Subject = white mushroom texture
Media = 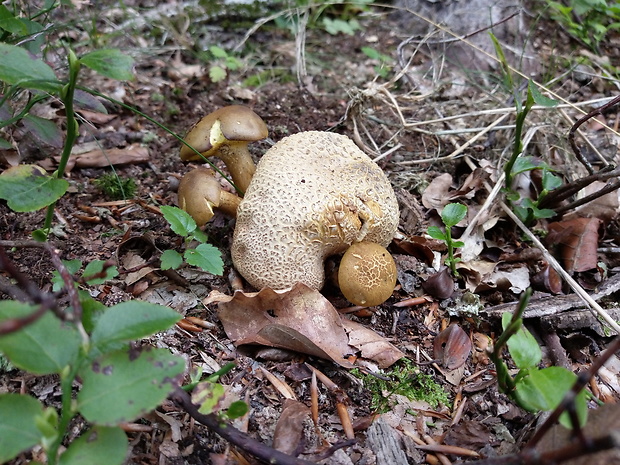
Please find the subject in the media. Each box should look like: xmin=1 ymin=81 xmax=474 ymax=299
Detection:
xmin=232 ymin=131 xmax=399 ymax=290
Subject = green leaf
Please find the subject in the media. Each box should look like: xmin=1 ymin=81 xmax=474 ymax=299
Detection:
xmin=184 ymin=243 xmax=224 ymax=275
xmin=441 ymin=203 xmax=468 ymax=228
xmin=83 ymin=259 xmax=119 ymax=285
xmin=528 ymin=80 xmax=558 ymax=107
xmin=52 ymin=259 xmax=82 ymax=292
xmin=0 ymin=394 xmax=44 ymax=463
xmin=542 ymin=171 xmax=562 ymax=191
xmin=226 ymin=400 xmax=249 ymax=419
xmin=191 ymin=228 xmax=209 ymax=244
xmin=514 ymin=366 xmax=587 ymax=426
xmin=194 ymin=381 xmax=226 ymax=415
xmin=160 ymin=249 xmax=183 ymax=270
xmin=77 ymin=348 xmax=185 ymax=425
xmin=90 ymin=301 xmax=181 ymax=349
xmin=511 ymin=156 xmax=541 ymax=175
xmin=0 ymin=164 xmax=69 ymax=212
xmin=0 ymin=137 xmax=13 ymax=149
xmin=0 ymin=301 xmax=81 ymax=375
xmin=502 ymin=312 xmax=541 ymax=368
xmin=427 ymin=226 xmax=446 ymax=241
xmin=80 ymin=49 xmax=134 ymax=81
xmin=209 ymin=65 xmax=227 ymax=83
xmin=0 ymin=43 xmax=61 ymax=92
xmin=0 ymin=6 xmax=27 ymax=35
xmin=160 ymin=205 xmax=196 ymax=237
xmin=22 ymin=114 xmax=64 ymax=149
xmin=209 ymin=45 xmax=228 ymax=59
xmin=59 ymin=426 xmax=128 ymax=465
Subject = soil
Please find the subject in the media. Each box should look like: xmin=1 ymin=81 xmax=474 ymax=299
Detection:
xmin=2 ymin=1 xmax=620 ymax=465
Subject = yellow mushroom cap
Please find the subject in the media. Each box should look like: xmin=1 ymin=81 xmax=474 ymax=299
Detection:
xmin=179 ymin=105 xmax=268 ymax=161
xmin=338 ymin=242 xmax=397 ymax=307
xmin=231 ymin=131 xmax=399 ymax=291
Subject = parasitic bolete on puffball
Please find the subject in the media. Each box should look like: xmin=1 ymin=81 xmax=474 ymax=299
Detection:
xmin=231 ymin=131 xmax=399 ymax=304
xmin=177 ymin=167 xmax=241 ymax=227
xmin=179 ymin=105 xmax=268 ymax=193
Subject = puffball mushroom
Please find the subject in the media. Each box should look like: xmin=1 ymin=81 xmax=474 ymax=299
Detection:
xmin=231 ymin=131 xmax=399 ymax=294
xmin=338 ymin=242 xmax=397 ymax=306
xmin=179 ymin=105 xmax=268 ymax=193
xmin=177 ymin=167 xmax=241 ymax=227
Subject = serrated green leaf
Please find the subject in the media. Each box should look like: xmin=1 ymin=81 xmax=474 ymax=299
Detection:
xmin=441 ymin=203 xmax=467 ymax=228
xmin=77 ymin=348 xmax=185 ymax=425
xmin=427 ymin=226 xmax=446 ymax=240
xmin=59 ymin=426 xmax=127 ymax=465
xmin=191 ymin=228 xmax=209 ymax=244
xmin=209 ymin=65 xmax=227 ymax=83
xmin=22 ymin=114 xmax=64 ymax=149
xmin=80 ymin=49 xmax=134 ymax=81
xmin=0 ymin=394 xmax=44 ymax=463
xmin=0 ymin=301 xmax=81 ymax=375
xmin=90 ymin=301 xmax=181 ymax=349
xmin=0 ymin=43 xmax=60 ymax=92
xmin=502 ymin=312 xmax=541 ymax=368
xmin=160 ymin=249 xmax=183 ymax=270
xmin=184 ymin=243 xmax=224 ymax=275
xmin=0 ymin=164 xmax=68 ymax=212
xmin=83 ymin=260 xmax=118 ymax=285
xmin=160 ymin=205 xmax=196 ymax=237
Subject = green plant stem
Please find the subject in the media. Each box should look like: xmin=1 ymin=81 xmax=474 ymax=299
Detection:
xmin=42 ymin=50 xmax=80 ymax=235
xmin=445 ymin=229 xmax=457 ymax=276
xmin=504 ymin=103 xmax=530 ymax=189
xmin=490 ymin=288 xmax=532 ymax=394
xmin=47 ymin=365 xmax=80 ymax=465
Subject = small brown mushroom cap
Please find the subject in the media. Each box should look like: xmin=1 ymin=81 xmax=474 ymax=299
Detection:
xmin=231 ymin=131 xmax=399 ymax=291
xmin=179 ymin=105 xmax=268 ymax=193
xmin=338 ymin=242 xmax=397 ymax=307
xmin=177 ymin=167 xmax=241 ymax=227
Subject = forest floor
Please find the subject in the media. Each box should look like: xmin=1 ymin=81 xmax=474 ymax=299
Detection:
xmin=2 ymin=1 xmax=620 ymax=464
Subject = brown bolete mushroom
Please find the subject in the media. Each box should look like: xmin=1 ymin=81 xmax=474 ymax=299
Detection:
xmin=231 ymin=131 xmax=399 ymax=294
xmin=338 ymin=242 xmax=397 ymax=307
xmin=177 ymin=167 xmax=241 ymax=227
xmin=179 ymin=105 xmax=268 ymax=193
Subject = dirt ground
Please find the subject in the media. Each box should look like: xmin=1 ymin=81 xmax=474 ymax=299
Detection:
xmin=2 ymin=1 xmax=620 ymax=464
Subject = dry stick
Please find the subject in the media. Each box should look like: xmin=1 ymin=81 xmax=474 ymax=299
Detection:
xmin=171 ymin=388 xmax=317 ymax=465
xmin=568 ymin=94 xmax=620 ymax=173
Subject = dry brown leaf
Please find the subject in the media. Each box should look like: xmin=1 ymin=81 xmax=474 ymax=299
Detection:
xmin=217 ymin=284 xmax=354 ymax=367
xmin=53 ymin=143 xmax=150 ymax=170
xmin=217 ymin=283 xmax=405 ymax=368
xmin=342 ymin=319 xmax=405 ymax=368
xmin=548 ymin=217 xmax=601 ymax=273
xmin=433 ymin=324 xmax=472 ymax=369
xmin=422 ymin=173 xmax=453 ymax=210
xmin=272 ymin=399 xmax=311 ymax=455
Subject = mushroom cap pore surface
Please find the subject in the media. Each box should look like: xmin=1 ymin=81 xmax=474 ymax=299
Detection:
xmin=180 ymin=105 xmax=267 ymax=161
xmin=232 ymin=131 xmax=399 ymax=291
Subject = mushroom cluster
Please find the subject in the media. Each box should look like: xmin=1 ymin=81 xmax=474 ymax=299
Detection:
xmin=231 ymin=131 xmax=399 ymax=300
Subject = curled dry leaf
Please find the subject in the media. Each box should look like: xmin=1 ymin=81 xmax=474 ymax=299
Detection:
xmin=433 ymin=324 xmax=472 ymax=370
xmin=216 ymin=283 xmax=404 ymax=368
xmin=272 ymin=399 xmax=311 ymax=455
xmin=422 ymin=267 xmax=455 ymax=300
xmin=548 ymin=217 xmax=601 ymax=273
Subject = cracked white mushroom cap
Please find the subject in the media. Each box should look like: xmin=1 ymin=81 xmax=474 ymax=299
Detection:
xmin=231 ymin=131 xmax=399 ymax=291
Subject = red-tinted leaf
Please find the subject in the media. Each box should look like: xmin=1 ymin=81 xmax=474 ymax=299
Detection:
xmin=422 ymin=267 xmax=455 ymax=299
xmin=433 ymin=324 xmax=472 ymax=369
xmin=548 ymin=218 xmax=601 ymax=273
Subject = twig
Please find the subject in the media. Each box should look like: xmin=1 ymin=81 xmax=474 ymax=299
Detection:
xmin=568 ymin=94 xmax=620 ymax=174
xmin=170 ymin=388 xmax=317 ymax=465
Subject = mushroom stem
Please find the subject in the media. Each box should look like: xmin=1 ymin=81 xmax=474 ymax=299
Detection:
xmin=177 ymin=167 xmax=241 ymax=227
xmin=217 ymin=142 xmax=256 ymax=194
